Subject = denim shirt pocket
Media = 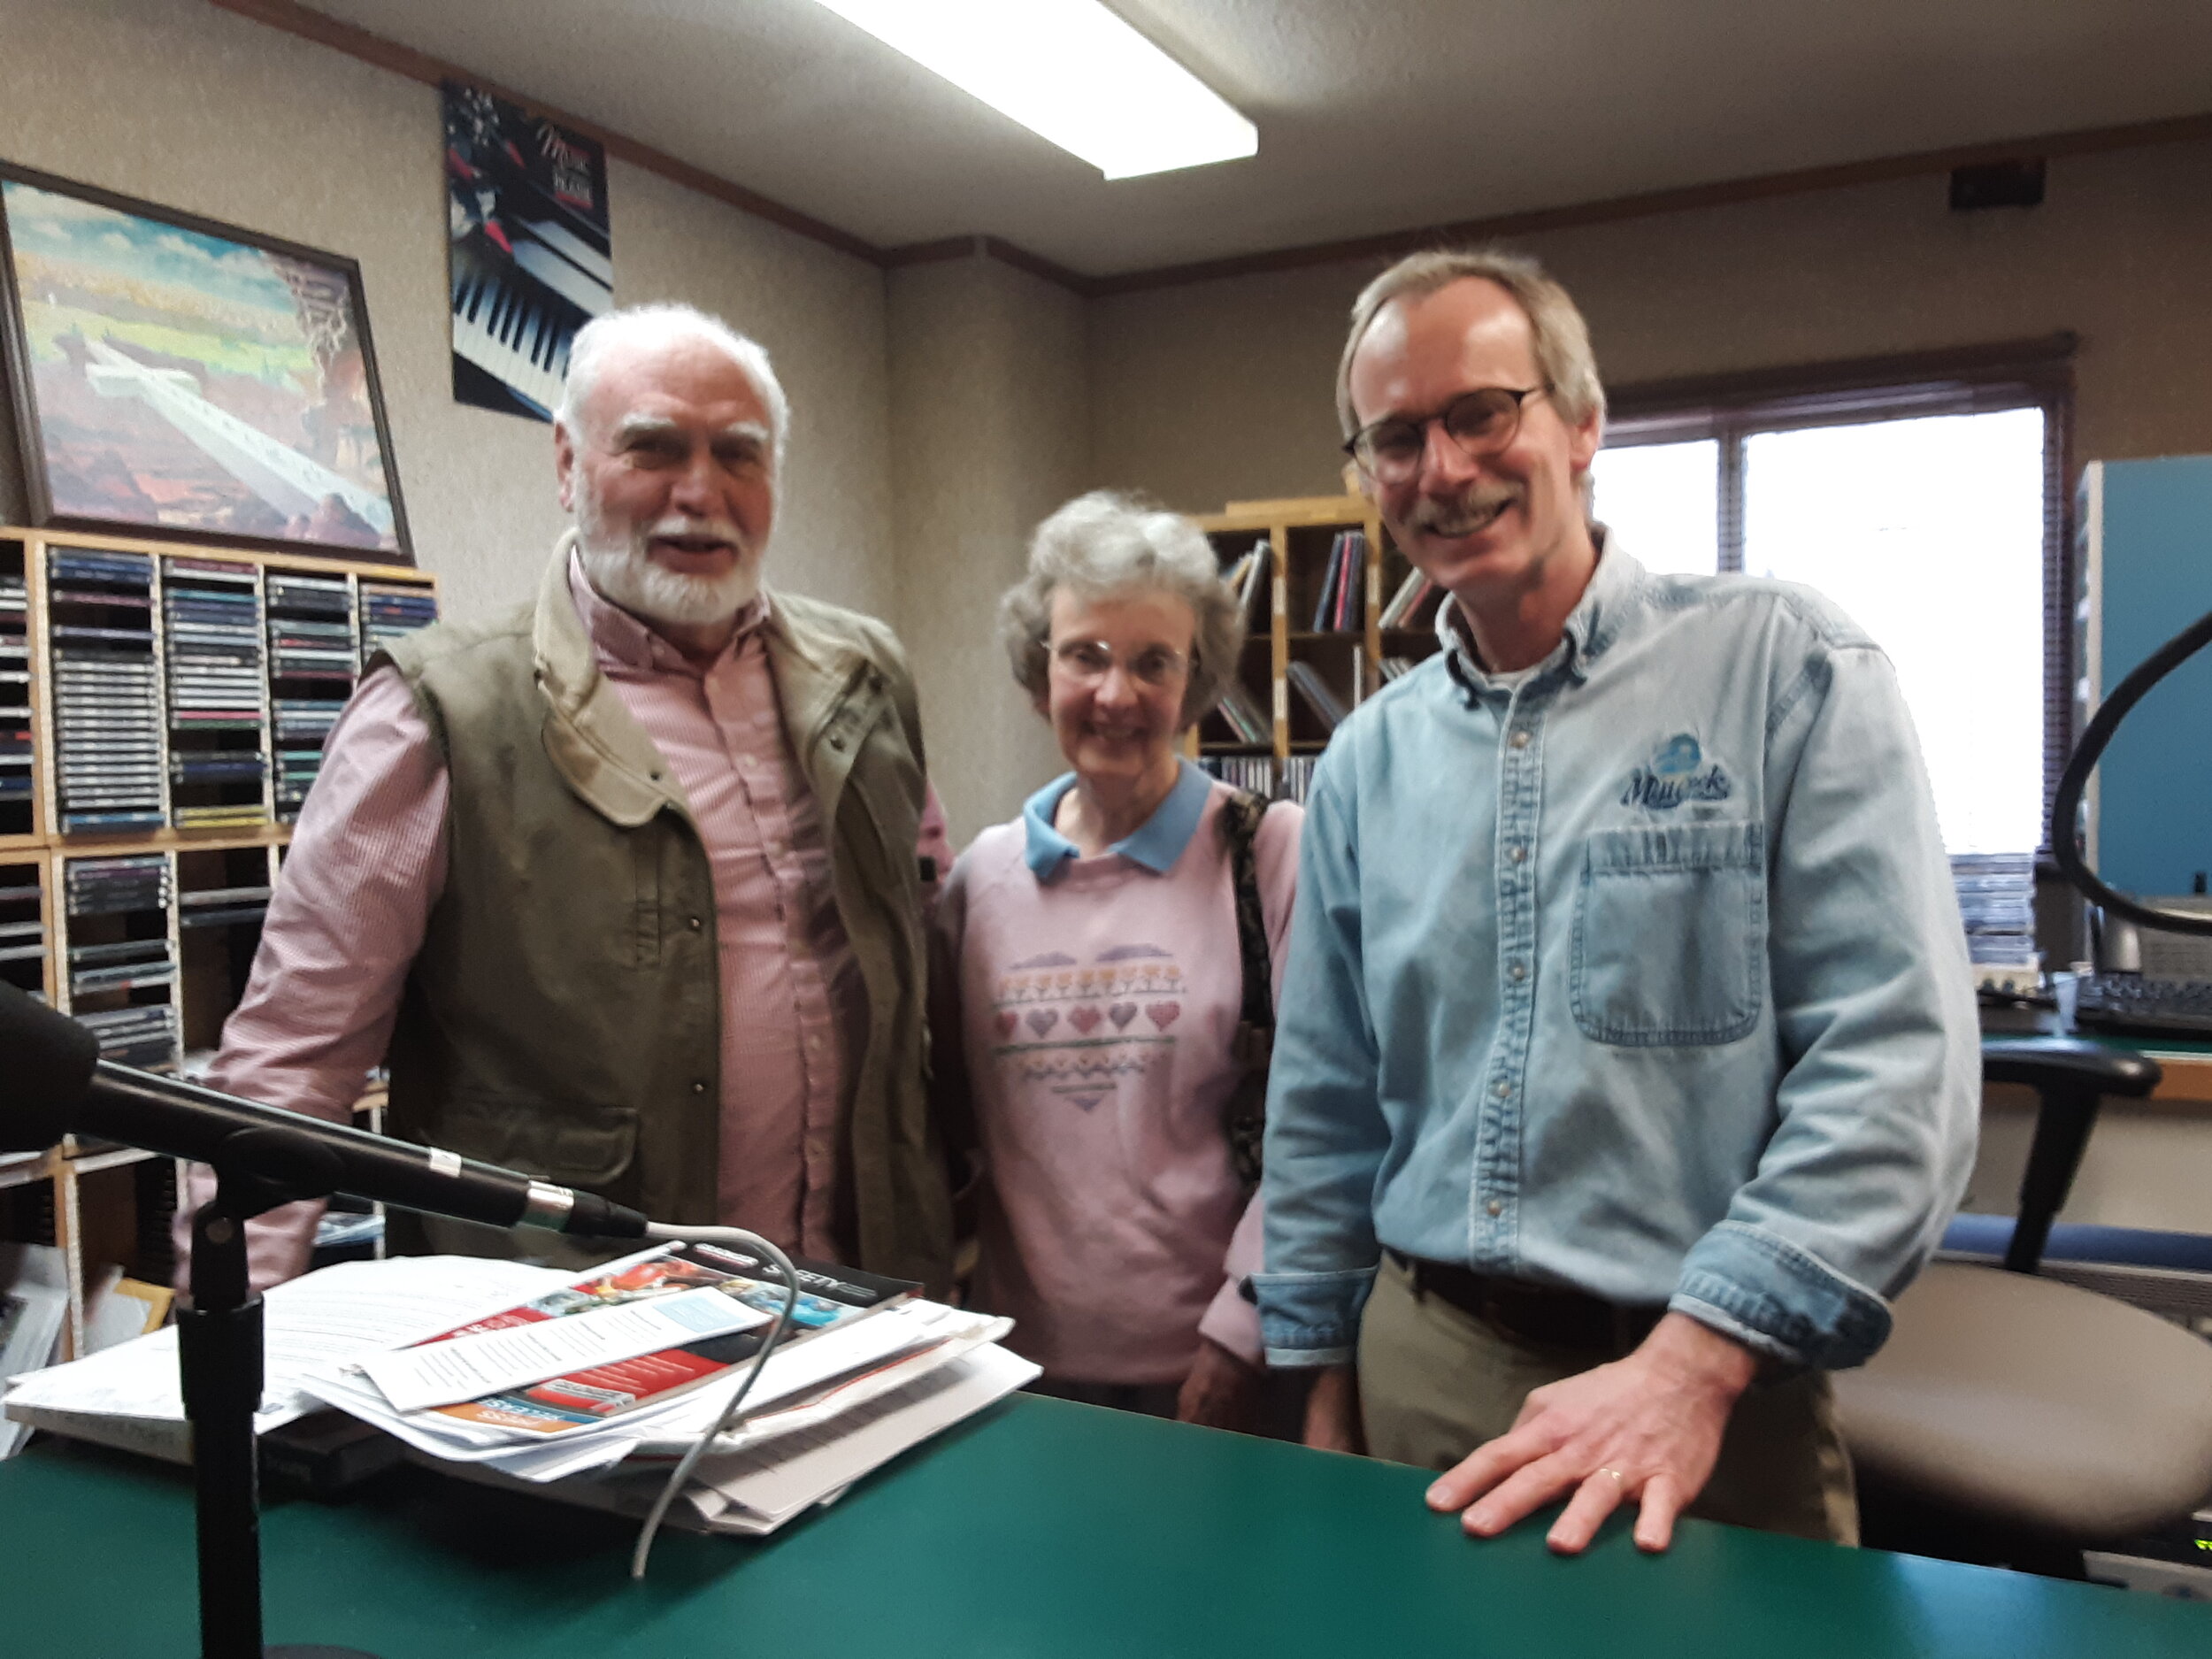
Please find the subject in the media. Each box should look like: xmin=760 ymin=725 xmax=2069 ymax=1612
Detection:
xmin=1571 ymin=819 xmax=1765 ymax=1046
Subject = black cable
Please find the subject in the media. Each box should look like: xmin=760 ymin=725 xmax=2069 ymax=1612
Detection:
xmin=2050 ymin=603 xmax=2212 ymax=934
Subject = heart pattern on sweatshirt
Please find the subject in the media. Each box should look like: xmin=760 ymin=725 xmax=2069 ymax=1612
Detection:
xmin=1025 ymin=1009 xmax=1060 ymax=1038
xmin=1108 ymin=1002 xmax=1138 ymax=1029
xmin=1069 ymin=1005 xmax=1102 ymax=1035
xmin=1145 ymin=1002 xmax=1180 ymax=1031
xmin=994 ymin=1010 xmax=1018 ymax=1040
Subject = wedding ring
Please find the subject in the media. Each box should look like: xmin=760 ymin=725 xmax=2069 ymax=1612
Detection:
xmin=1597 ymin=1467 xmax=1626 ymax=1485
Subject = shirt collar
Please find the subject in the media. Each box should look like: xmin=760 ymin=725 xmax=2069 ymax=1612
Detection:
xmin=565 ymin=543 xmax=771 ymax=676
xmin=1021 ymin=757 xmax=1213 ymax=881
xmin=1434 ymin=526 xmax=1643 ymax=687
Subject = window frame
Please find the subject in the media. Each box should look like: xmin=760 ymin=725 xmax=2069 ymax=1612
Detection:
xmin=1600 ymin=334 xmax=2077 ymax=852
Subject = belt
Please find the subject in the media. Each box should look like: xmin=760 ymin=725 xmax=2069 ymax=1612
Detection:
xmin=1388 ymin=1250 xmax=1664 ymax=1356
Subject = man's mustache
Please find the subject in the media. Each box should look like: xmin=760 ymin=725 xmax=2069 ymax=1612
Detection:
xmin=641 ymin=515 xmax=751 ymax=554
xmin=1408 ymin=484 xmax=1520 ymax=538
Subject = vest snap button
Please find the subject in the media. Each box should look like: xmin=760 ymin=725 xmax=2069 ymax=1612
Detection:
xmin=692 ymin=1081 xmax=707 ymax=1094
xmin=687 ymin=915 xmax=703 ymax=931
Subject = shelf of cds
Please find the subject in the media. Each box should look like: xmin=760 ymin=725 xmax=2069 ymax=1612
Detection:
xmin=1187 ymin=494 xmax=1444 ymax=803
xmin=0 ymin=526 xmax=440 ymax=848
xmin=0 ymin=526 xmax=438 ymax=1363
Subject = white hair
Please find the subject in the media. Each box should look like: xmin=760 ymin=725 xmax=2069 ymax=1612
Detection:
xmin=557 ymin=303 xmax=790 ymax=470
xmin=999 ymin=490 xmax=1247 ymax=727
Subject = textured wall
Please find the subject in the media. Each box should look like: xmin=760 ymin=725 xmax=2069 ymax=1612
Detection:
xmin=1091 ymin=138 xmax=2212 ymax=515
xmin=889 ymin=253 xmax=1089 ymax=845
xmin=0 ymin=0 xmax=895 ymax=625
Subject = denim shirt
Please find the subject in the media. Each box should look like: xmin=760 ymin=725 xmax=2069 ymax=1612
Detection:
xmin=1253 ymin=541 xmax=1979 ymax=1371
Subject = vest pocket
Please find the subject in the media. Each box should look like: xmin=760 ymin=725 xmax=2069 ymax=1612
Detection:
xmin=434 ymin=1091 xmax=639 ymax=1186
xmin=1571 ymin=820 xmax=1764 ymax=1047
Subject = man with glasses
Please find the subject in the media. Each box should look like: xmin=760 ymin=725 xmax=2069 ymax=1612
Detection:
xmin=1253 ymin=250 xmax=1978 ymax=1551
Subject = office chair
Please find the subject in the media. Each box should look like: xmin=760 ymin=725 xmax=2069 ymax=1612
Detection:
xmin=1833 ymin=1037 xmax=2212 ymax=1578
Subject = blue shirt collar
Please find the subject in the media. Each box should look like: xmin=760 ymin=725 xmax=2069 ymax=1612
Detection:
xmin=1434 ymin=526 xmax=1642 ymax=686
xmin=1022 ymin=757 xmax=1213 ymax=881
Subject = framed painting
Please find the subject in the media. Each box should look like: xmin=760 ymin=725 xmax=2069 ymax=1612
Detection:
xmin=0 ymin=163 xmax=412 ymax=563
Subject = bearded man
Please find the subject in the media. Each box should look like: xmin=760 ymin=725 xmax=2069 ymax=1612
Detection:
xmin=179 ymin=304 xmax=956 ymax=1294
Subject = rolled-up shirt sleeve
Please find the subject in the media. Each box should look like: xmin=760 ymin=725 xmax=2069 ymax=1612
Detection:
xmin=1252 ymin=762 xmax=1389 ymax=1367
xmin=172 ymin=666 xmax=450 ymax=1294
xmin=1670 ymin=643 xmax=1980 ymax=1369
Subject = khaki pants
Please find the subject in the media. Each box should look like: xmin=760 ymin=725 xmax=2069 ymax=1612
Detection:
xmin=1357 ymin=1252 xmax=1858 ymax=1545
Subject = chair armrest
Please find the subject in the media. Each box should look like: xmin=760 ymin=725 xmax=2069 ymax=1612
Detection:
xmin=1982 ymin=1037 xmax=2162 ymax=1101
xmin=1980 ymin=1038 xmax=2163 ymax=1274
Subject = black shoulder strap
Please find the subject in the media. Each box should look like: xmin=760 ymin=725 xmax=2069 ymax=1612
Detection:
xmin=1218 ymin=787 xmax=1273 ymax=1187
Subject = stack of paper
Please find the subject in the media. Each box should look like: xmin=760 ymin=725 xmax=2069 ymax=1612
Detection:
xmin=2 ymin=1255 xmax=561 ymax=1462
xmin=4 ymin=1249 xmax=1037 ymax=1536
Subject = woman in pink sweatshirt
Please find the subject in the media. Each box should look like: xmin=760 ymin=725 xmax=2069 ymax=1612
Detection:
xmin=933 ymin=490 xmax=1302 ymax=1432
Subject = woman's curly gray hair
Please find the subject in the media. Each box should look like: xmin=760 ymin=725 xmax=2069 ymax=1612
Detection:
xmin=999 ymin=490 xmax=1245 ymax=728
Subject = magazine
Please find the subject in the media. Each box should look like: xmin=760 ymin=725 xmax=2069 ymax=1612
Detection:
xmin=388 ymin=1242 xmax=918 ymax=1438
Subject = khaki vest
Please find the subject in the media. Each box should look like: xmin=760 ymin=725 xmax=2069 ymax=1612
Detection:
xmin=377 ymin=539 xmax=952 ymax=1290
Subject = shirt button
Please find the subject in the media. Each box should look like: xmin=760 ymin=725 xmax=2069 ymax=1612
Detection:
xmin=1508 ymin=844 xmax=1526 ymax=864
xmin=1509 ymin=962 xmax=1526 ymax=981
xmin=1509 ymin=730 xmax=1531 ymax=749
xmin=691 ymin=1081 xmax=708 ymax=1095
xmin=688 ymin=916 xmax=703 ymax=931
xmin=1486 ymin=1200 xmax=1504 ymax=1217
xmin=1493 ymin=1079 xmax=1510 ymax=1099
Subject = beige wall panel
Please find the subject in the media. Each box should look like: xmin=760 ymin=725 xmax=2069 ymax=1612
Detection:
xmin=0 ymin=0 xmax=892 ymax=625
xmin=1092 ymin=139 xmax=2212 ymax=515
xmin=890 ymin=255 xmax=1087 ymax=846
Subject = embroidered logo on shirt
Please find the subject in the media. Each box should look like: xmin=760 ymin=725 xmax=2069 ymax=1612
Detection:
xmin=1621 ymin=733 xmax=1732 ymax=810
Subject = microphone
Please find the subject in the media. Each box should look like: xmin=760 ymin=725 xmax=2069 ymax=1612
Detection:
xmin=0 ymin=982 xmax=648 ymax=1239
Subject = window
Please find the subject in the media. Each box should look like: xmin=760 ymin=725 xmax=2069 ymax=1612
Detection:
xmin=1587 ymin=339 xmax=2073 ymax=856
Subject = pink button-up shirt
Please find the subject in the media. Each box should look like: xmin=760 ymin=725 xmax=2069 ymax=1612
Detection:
xmin=183 ymin=557 xmax=948 ymax=1290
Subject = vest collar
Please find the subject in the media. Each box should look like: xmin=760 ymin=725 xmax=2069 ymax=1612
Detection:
xmin=763 ymin=597 xmax=887 ymax=834
xmin=533 ymin=532 xmax=691 ymax=828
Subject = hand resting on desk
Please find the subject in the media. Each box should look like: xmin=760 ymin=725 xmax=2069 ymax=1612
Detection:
xmin=1425 ymin=1312 xmax=1757 ymax=1555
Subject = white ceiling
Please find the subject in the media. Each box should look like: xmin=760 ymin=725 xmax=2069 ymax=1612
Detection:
xmin=298 ymin=0 xmax=2212 ymax=276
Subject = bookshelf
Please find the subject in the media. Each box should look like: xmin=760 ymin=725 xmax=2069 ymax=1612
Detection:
xmin=1189 ymin=494 xmax=1445 ymax=801
xmin=0 ymin=525 xmax=438 ymax=1360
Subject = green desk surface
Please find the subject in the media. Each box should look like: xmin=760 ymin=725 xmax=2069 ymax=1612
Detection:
xmin=4 ymin=1395 xmax=2208 ymax=1658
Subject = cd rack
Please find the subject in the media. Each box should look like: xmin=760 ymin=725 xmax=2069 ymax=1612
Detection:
xmin=267 ymin=570 xmax=361 ymax=821
xmin=0 ymin=542 xmax=30 ymax=837
xmin=1 ymin=526 xmax=435 ymax=1363
xmin=0 ymin=526 xmax=439 ymax=847
xmin=63 ymin=851 xmax=178 ymax=1072
xmin=48 ymin=546 xmax=165 ymax=835
xmin=164 ymin=557 xmax=269 ymax=831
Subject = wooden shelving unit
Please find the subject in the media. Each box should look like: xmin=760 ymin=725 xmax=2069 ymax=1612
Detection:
xmin=0 ymin=525 xmax=438 ymax=1358
xmin=1189 ymin=494 xmax=1445 ymax=801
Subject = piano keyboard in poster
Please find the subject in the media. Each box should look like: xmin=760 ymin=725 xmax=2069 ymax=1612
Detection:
xmin=444 ymin=82 xmax=612 ymax=423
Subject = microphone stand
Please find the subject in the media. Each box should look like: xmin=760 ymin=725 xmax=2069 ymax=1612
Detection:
xmin=175 ymin=1123 xmax=377 ymax=1659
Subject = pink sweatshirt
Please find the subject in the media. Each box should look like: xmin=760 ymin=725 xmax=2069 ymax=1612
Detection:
xmin=936 ymin=763 xmax=1301 ymax=1384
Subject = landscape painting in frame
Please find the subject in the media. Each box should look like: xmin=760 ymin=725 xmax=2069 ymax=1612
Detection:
xmin=0 ymin=165 xmax=411 ymax=561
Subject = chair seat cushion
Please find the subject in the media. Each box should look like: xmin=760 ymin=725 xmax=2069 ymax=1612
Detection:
xmin=1833 ymin=1261 xmax=2212 ymax=1540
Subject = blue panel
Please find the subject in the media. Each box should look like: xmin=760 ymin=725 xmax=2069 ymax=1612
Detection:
xmin=2098 ymin=456 xmax=2212 ymax=895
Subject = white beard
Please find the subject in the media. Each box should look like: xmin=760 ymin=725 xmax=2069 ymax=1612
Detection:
xmin=572 ymin=480 xmax=762 ymax=627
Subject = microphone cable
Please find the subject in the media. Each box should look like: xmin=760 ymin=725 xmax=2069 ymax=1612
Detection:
xmin=626 ymin=1223 xmax=802 ymax=1579
xmin=2051 ymin=602 xmax=2212 ymax=934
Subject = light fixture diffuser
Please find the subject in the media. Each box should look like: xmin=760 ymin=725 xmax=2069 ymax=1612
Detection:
xmin=809 ymin=0 xmax=1257 ymax=180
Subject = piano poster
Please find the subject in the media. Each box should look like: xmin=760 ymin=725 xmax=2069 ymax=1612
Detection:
xmin=444 ymin=83 xmax=612 ymax=423
xmin=0 ymin=164 xmax=411 ymax=562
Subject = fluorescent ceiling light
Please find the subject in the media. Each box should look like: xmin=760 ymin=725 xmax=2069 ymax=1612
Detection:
xmin=809 ymin=0 xmax=1257 ymax=180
